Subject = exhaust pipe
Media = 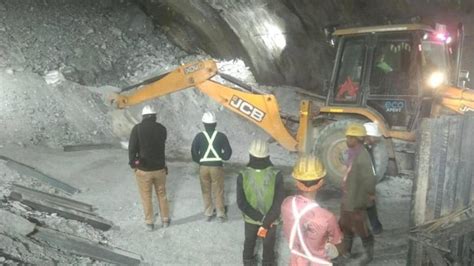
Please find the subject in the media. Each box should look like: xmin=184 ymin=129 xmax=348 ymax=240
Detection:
xmin=455 ymin=23 xmax=464 ymax=87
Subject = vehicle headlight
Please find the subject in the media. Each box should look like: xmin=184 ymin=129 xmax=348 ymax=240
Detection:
xmin=427 ymin=71 xmax=445 ymax=88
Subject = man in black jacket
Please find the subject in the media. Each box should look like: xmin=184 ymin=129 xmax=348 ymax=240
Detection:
xmin=363 ymin=122 xmax=384 ymax=235
xmin=191 ymin=111 xmax=232 ymax=222
xmin=129 ymin=105 xmax=169 ymax=231
xmin=237 ymin=139 xmax=284 ymax=266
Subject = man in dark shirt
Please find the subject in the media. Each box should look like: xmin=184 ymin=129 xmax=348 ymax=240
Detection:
xmin=363 ymin=122 xmax=384 ymax=235
xmin=129 ymin=105 xmax=169 ymax=231
xmin=191 ymin=111 xmax=232 ymax=222
xmin=340 ymin=123 xmax=376 ymax=263
xmin=237 ymin=139 xmax=284 ymax=266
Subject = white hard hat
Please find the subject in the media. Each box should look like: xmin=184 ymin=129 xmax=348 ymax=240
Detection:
xmin=249 ymin=139 xmax=269 ymax=158
xmin=202 ymin=111 xmax=216 ymax=124
xmin=364 ymin=122 xmax=382 ymax=137
xmin=142 ymin=105 xmax=156 ymax=115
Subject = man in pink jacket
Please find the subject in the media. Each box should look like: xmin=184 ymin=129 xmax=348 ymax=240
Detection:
xmin=281 ymin=155 xmax=343 ymax=265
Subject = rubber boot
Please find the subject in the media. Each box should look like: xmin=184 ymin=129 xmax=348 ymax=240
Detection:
xmin=243 ymin=255 xmax=257 ymax=266
xmin=342 ymin=233 xmax=354 ymax=257
xmin=367 ymin=205 xmax=383 ymax=235
xmin=261 ymin=259 xmax=275 ymax=266
xmin=358 ymin=235 xmax=374 ymax=265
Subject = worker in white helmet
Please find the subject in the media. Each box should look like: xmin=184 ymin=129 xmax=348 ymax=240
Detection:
xmin=129 ymin=105 xmax=169 ymax=231
xmin=191 ymin=111 xmax=232 ymax=222
xmin=236 ymin=139 xmax=284 ymax=266
xmin=363 ymin=122 xmax=384 ymax=235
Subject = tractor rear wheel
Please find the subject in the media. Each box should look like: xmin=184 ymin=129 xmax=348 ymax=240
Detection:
xmin=314 ymin=119 xmax=388 ymax=186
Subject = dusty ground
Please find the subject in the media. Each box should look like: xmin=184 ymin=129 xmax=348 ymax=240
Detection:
xmin=0 ymin=1 xmax=414 ymax=264
xmin=0 ymin=144 xmax=412 ymax=265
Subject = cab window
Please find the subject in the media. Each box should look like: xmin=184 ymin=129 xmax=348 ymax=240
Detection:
xmin=369 ymin=33 xmax=416 ymax=95
xmin=334 ymin=37 xmax=365 ymax=103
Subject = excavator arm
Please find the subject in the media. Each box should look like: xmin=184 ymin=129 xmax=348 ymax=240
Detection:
xmin=434 ymin=85 xmax=474 ymax=114
xmin=113 ymin=60 xmax=218 ymax=108
xmin=112 ymin=60 xmax=313 ymax=152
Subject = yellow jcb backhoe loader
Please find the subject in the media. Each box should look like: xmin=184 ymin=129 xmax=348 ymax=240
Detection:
xmin=112 ymin=23 xmax=474 ymax=186
xmin=112 ymin=59 xmax=315 ymax=154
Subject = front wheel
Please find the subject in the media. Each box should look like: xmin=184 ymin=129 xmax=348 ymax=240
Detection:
xmin=314 ymin=119 xmax=388 ymax=186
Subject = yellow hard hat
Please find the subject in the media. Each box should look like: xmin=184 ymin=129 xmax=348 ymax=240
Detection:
xmin=345 ymin=123 xmax=366 ymax=137
xmin=292 ymin=155 xmax=326 ymax=181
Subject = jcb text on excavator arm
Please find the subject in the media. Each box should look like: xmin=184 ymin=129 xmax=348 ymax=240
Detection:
xmin=112 ymin=60 xmax=313 ymax=152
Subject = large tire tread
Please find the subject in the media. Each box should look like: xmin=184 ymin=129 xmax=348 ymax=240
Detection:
xmin=314 ymin=119 xmax=388 ymax=186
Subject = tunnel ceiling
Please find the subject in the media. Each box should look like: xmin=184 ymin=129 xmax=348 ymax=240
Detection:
xmin=137 ymin=0 xmax=474 ymax=93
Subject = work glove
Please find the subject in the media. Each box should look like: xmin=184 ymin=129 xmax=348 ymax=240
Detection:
xmin=325 ymin=243 xmax=339 ymax=259
xmin=257 ymin=226 xmax=268 ymax=238
xmin=130 ymin=159 xmax=140 ymax=168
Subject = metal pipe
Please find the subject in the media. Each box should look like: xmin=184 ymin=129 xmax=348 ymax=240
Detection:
xmin=218 ymin=72 xmax=269 ymax=95
xmin=120 ymin=71 xmax=170 ymax=93
xmin=455 ymin=23 xmax=464 ymax=87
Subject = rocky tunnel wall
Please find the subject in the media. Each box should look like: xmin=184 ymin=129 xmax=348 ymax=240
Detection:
xmin=138 ymin=0 xmax=474 ymax=92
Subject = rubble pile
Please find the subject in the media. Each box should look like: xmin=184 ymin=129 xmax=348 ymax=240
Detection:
xmin=0 ymin=0 xmax=185 ymax=87
xmin=0 ymin=0 xmax=300 ymax=163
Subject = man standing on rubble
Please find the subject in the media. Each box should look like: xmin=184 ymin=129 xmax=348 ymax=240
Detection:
xmin=281 ymin=155 xmax=343 ymax=265
xmin=340 ymin=123 xmax=377 ymax=263
xmin=237 ymin=139 xmax=284 ymax=266
xmin=129 ymin=105 xmax=169 ymax=231
xmin=191 ymin=111 xmax=232 ymax=222
xmin=364 ymin=122 xmax=384 ymax=235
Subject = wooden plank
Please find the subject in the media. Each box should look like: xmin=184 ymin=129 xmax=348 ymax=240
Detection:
xmin=0 ymin=155 xmax=79 ymax=195
xmin=32 ymin=227 xmax=141 ymax=265
xmin=409 ymin=115 xmax=474 ymax=264
xmin=412 ymin=119 xmax=432 ymax=226
xmin=433 ymin=116 xmax=449 ymax=218
xmin=430 ymin=217 xmax=474 ymax=241
xmin=441 ymin=117 xmax=462 ymax=217
xmin=426 ymin=247 xmax=446 ymax=266
xmin=440 ymin=117 xmax=457 ymax=257
xmin=426 ymin=117 xmax=443 ymax=221
xmin=9 ymin=192 xmax=113 ymax=231
xmin=465 ymin=232 xmax=474 ymax=266
xmin=408 ymin=118 xmax=433 ymax=265
xmin=63 ymin=143 xmax=121 ymax=152
xmin=450 ymin=115 xmax=474 ymax=260
xmin=463 ymin=115 xmax=474 ymax=204
xmin=11 ymin=184 xmax=93 ymax=213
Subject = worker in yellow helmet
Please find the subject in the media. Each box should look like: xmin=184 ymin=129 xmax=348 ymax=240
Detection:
xmin=281 ymin=155 xmax=343 ymax=265
xmin=340 ymin=123 xmax=376 ymax=264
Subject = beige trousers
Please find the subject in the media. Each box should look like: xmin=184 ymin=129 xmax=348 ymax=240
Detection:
xmin=199 ymin=166 xmax=225 ymax=217
xmin=135 ymin=169 xmax=169 ymax=225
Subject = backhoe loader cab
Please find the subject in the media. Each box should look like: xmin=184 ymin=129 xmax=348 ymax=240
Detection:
xmin=328 ymin=24 xmax=455 ymax=128
xmin=314 ymin=23 xmax=464 ymax=184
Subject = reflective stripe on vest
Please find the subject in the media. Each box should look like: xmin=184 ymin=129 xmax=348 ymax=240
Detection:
xmin=289 ymin=197 xmax=332 ymax=266
xmin=200 ymin=131 xmax=222 ymax=162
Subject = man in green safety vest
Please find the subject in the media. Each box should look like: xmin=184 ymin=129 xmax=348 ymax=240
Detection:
xmin=191 ymin=111 xmax=232 ymax=222
xmin=237 ymin=139 xmax=284 ymax=266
